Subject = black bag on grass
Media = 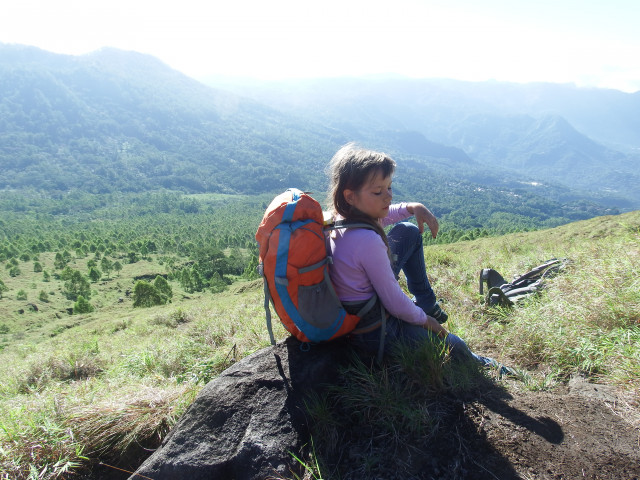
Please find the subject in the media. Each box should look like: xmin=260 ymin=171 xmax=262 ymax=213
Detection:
xmin=479 ymin=258 xmax=568 ymax=307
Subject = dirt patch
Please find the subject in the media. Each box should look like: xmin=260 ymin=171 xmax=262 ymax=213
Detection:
xmin=416 ymin=377 xmax=640 ymax=480
xmin=314 ymin=375 xmax=639 ymax=480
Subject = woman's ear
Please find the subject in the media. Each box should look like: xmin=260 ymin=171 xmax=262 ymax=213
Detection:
xmin=343 ymin=189 xmax=355 ymax=206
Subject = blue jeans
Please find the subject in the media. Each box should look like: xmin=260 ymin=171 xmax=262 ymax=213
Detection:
xmin=350 ymin=222 xmax=486 ymax=365
xmin=350 ymin=315 xmax=478 ymax=362
xmin=387 ymin=222 xmax=437 ymax=315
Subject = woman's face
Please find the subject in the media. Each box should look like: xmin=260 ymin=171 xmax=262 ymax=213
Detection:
xmin=343 ymin=171 xmax=393 ymax=219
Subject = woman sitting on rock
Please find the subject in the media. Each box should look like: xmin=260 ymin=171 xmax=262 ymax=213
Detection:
xmin=326 ymin=143 xmax=512 ymax=374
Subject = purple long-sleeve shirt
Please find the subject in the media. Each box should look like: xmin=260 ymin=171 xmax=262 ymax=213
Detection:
xmin=328 ymin=203 xmax=429 ymax=326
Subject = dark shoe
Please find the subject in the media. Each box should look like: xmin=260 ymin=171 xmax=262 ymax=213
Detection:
xmin=428 ymin=302 xmax=448 ymax=324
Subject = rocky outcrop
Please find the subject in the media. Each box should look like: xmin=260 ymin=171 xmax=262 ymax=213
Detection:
xmin=129 ymin=337 xmax=354 ymax=480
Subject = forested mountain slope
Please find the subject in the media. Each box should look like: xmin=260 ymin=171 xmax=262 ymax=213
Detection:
xmin=0 ymin=44 xmax=625 ymax=234
xmin=0 ymin=44 xmax=341 ymax=194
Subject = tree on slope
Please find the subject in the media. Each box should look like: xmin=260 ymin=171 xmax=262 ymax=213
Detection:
xmin=74 ymin=295 xmax=94 ymax=314
xmin=133 ymin=280 xmax=165 ymax=308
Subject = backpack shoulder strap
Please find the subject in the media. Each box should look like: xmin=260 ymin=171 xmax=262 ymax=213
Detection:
xmin=259 ymin=263 xmax=276 ymax=346
xmin=325 ymin=218 xmax=387 ymax=362
xmin=326 ymin=219 xmax=376 ymax=232
xmin=487 ymin=286 xmax=514 ymax=306
xmin=510 ymin=258 xmax=562 ymax=285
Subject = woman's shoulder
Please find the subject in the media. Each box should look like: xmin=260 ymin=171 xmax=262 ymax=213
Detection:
xmin=333 ymin=226 xmax=386 ymax=250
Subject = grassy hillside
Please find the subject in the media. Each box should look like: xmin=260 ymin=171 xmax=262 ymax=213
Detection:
xmin=0 ymin=211 xmax=638 ymax=478
xmin=425 ymin=210 xmax=639 ymax=387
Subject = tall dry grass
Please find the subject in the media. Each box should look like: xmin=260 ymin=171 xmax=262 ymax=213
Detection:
xmin=0 ymin=285 xmax=273 ymax=479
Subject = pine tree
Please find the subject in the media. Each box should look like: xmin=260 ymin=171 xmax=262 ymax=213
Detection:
xmin=74 ymin=295 xmax=94 ymax=314
xmin=100 ymin=257 xmax=113 ymax=278
xmin=133 ymin=280 xmax=165 ymax=308
xmin=153 ymin=276 xmax=173 ymax=303
xmin=113 ymin=261 xmax=123 ymax=276
xmin=64 ymin=269 xmax=91 ymax=300
xmin=88 ymin=267 xmax=102 ymax=283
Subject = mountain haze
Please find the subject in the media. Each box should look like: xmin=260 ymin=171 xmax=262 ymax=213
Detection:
xmin=203 ymin=76 xmax=640 ymax=209
xmin=0 ymin=44 xmax=633 ymax=234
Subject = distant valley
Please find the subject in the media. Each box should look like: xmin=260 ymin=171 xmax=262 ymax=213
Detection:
xmin=1 ymin=43 xmax=638 ymax=239
xmin=203 ymin=75 xmax=640 ymax=210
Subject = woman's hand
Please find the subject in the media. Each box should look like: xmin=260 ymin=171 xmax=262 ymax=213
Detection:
xmin=407 ymin=202 xmax=439 ymax=238
xmin=423 ymin=315 xmax=448 ymax=339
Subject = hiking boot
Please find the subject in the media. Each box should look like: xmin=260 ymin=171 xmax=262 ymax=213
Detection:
xmin=499 ymin=365 xmax=519 ymax=377
xmin=477 ymin=356 xmax=518 ymax=378
xmin=427 ymin=302 xmax=448 ymax=324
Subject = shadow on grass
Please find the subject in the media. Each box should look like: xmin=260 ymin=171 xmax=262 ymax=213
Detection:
xmin=298 ymin=338 xmax=564 ymax=480
xmin=81 ymin=336 xmax=564 ymax=480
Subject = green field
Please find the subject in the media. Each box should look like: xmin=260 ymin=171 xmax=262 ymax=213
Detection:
xmin=1 ymin=209 xmax=638 ymax=479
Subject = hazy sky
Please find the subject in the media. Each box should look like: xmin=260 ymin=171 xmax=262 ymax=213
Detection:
xmin=2 ymin=0 xmax=639 ymax=92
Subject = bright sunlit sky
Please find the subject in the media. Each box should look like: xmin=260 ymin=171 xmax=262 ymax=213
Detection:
xmin=2 ymin=0 xmax=640 ymax=92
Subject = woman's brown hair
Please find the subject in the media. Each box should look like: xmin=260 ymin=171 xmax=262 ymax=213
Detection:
xmin=327 ymin=143 xmax=396 ymax=246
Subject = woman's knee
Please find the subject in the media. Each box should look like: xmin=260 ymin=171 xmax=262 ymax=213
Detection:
xmin=445 ymin=333 xmax=474 ymax=361
xmin=388 ymin=222 xmax=422 ymax=245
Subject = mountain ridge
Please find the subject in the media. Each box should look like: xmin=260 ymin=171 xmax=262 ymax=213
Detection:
xmin=1 ymin=44 xmax=343 ymax=194
xmin=206 ymin=75 xmax=640 ymax=150
xmin=202 ymin=74 xmax=639 ymax=207
xmin=0 ymin=44 xmax=632 ymax=223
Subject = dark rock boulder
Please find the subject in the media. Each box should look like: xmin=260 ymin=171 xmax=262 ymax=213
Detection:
xmin=129 ymin=336 xmax=355 ymax=480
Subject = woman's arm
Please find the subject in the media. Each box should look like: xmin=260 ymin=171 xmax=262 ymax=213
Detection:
xmin=357 ymin=231 xmax=439 ymax=328
xmin=406 ymin=202 xmax=439 ymax=239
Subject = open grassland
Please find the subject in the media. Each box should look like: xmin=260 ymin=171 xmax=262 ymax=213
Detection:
xmin=1 ymin=211 xmax=638 ymax=479
xmin=0 ymin=279 xmax=280 ymax=479
xmin=0 ymin=252 xmax=170 ymax=344
xmin=425 ymin=210 xmax=640 ymax=392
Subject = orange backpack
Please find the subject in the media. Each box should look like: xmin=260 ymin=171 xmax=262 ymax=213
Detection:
xmin=255 ymin=188 xmax=381 ymax=346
